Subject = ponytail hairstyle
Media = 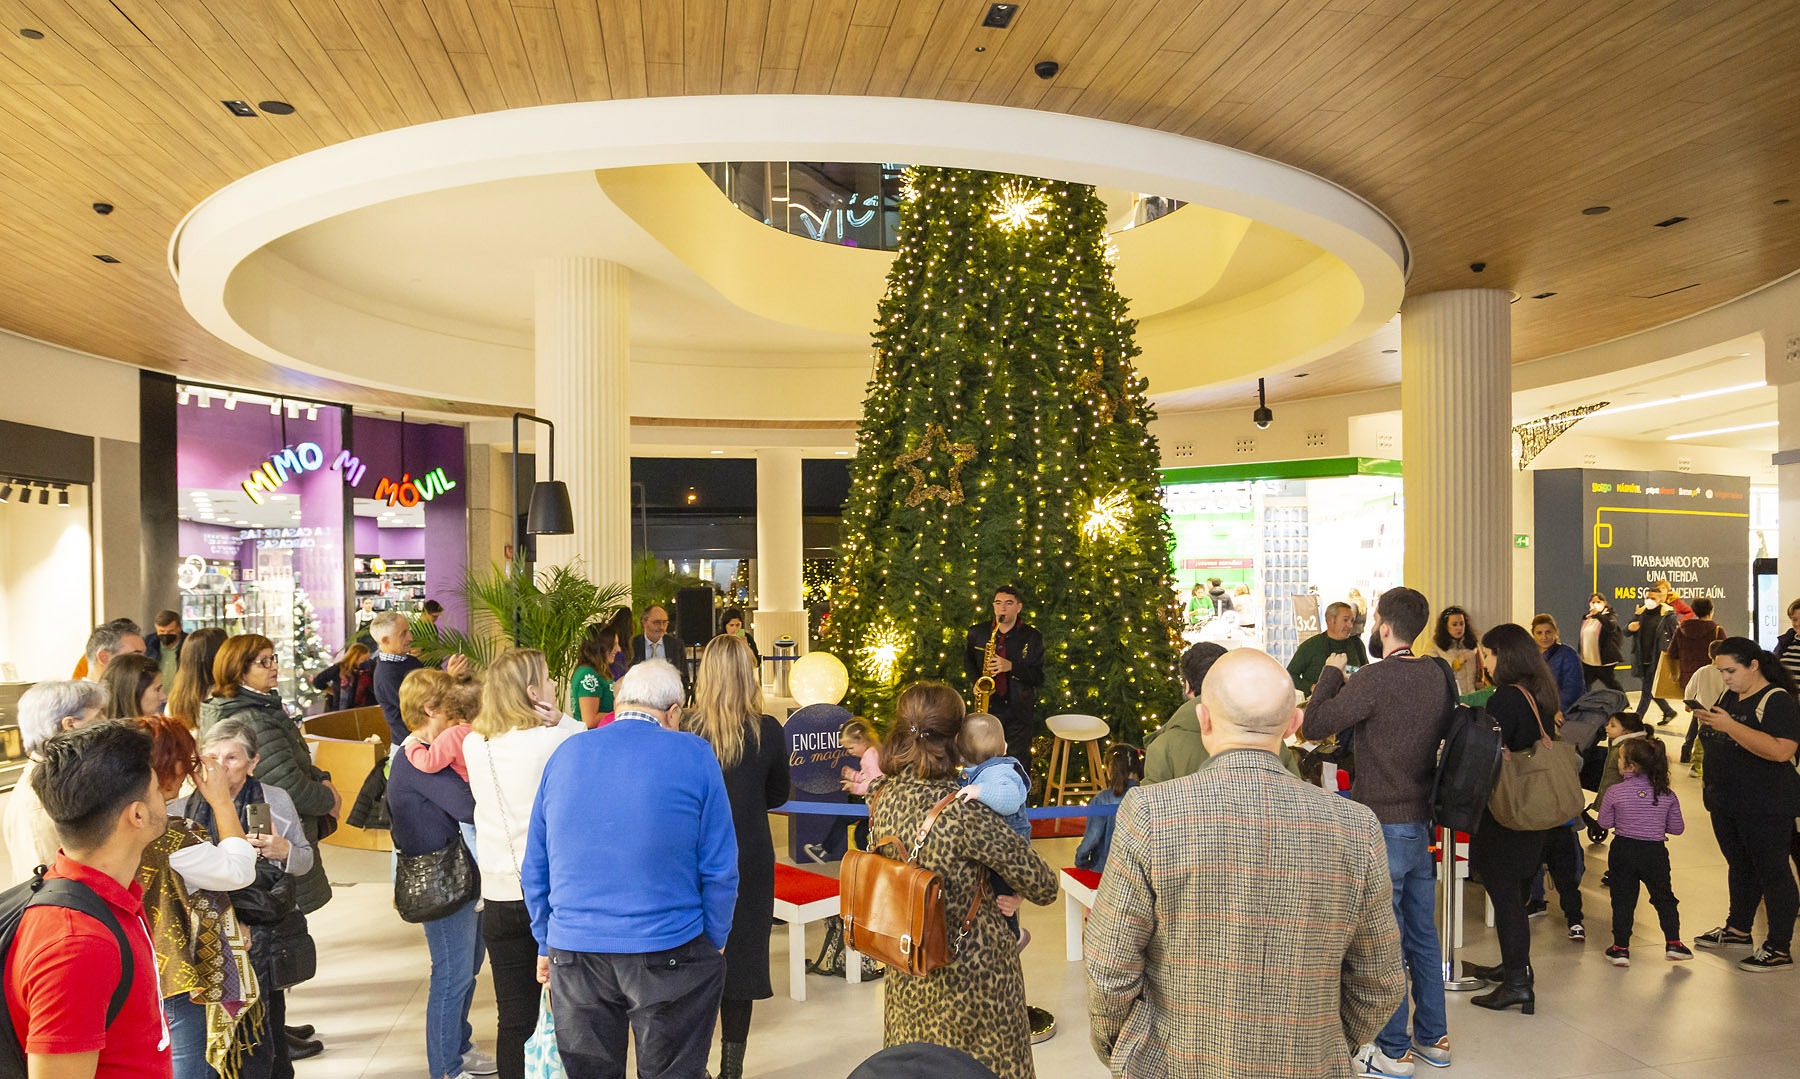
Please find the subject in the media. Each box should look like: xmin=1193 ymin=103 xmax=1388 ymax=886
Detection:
xmin=1715 ymin=636 xmax=1800 ymax=697
xmin=1107 ymin=743 xmax=1143 ymax=798
xmin=840 ymin=717 xmax=881 ymax=750
xmin=1611 ymin=712 xmax=1648 ymax=737
xmin=1618 ymin=735 xmax=1672 ymax=803
xmin=878 ymin=681 xmax=965 ymax=781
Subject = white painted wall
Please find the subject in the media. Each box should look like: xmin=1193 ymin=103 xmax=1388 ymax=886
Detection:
xmin=0 ymin=330 xmax=139 ymax=441
xmin=0 ymin=484 xmax=93 ymax=682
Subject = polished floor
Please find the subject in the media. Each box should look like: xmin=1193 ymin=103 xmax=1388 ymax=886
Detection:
xmin=290 ymin=726 xmax=1800 ymax=1079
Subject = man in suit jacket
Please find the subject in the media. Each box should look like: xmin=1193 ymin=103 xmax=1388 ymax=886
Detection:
xmin=631 ymin=604 xmax=690 ymax=697
xmin=1086 ymin=648 xmax=1405 ymax=1079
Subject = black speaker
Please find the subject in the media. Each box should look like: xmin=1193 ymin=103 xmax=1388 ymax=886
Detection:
xmin=675 ymin=587 xmax=716 ymax=644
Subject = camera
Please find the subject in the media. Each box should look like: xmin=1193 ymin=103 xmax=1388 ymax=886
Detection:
xmin=1253 ymin=406 xmax=1273 ymax=430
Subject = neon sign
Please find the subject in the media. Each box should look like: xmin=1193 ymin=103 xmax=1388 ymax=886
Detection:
xmin=373 ymin=467 xmax=457 ymax=508
xmin=241 ymin=445 xmax=370 ymax=503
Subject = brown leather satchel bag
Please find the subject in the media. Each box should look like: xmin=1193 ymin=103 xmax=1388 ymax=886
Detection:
xmin=840 ymin=791 xmax=986 ymax=977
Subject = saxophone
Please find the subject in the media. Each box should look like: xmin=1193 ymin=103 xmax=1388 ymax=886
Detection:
xmin=973 ymin=623 xmax=998 ymax=713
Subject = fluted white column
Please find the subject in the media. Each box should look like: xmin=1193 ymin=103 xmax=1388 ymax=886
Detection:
xmin=1401 ymin=289 xmax=1513 ymax=629
xmin=754 ymin=448 xmax=809 ymax=660
xmin=533 ymin=257 xmax=631 ymax=590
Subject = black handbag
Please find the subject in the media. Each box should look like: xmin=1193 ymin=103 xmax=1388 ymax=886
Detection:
xmin=394 ymin=835 xmax=479 ymax=924
xmin=230 ymin=857 xmax=296 ymax=927
xmin=269 ymin=910 xmax=316 ymax=989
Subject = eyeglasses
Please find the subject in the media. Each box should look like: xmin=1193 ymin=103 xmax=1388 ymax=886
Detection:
xmin=253 ymin=655 xmax=279 ymax=669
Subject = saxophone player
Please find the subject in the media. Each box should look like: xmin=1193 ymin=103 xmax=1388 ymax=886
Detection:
xmin=964 ymin=585 xmax=1047 ymax=779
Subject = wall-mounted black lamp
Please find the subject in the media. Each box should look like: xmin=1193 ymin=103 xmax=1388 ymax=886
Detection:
xmin=512 ymin=412 xmax=574 ymax=566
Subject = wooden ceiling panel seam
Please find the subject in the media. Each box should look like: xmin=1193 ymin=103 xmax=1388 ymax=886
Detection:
xmin=965 ymin=0 xmax=1071 ymax=105
xmin=1204 ymin=4 xmax=1355 ymax=113
xmin=514 ymin=4 xmax=583 ymax=102
xmin=1157 ymin=0 xmax=1324 ymax=134
xmin=898 ymin=0 xmax=987 ymax=98
xmin=856 ymin=0 xmax=939 ymax=98
xmin=718 ymin=0 xmax=769 ymax=94
xmin=1223 ymin=11 xmax=1408 ymax=150
xmin=640 ymin=0 xmax=684 ymax=65
xmin=759 ymin=0 xmax=814 ymax=71
xmin=1051 ymin=0 xmax=1173 ymax=95
xmin=1093 ymin=47 xmax=1193 ymax=125
xmin=419 ymin=0 xmax=487 ymax=51
xmin=323 ymin=46 xmax=416 ymax=129
xmin=644 ymin=58 xmax=680 ymax=94
xmin=1308 ymin=0 xmax=1506 ymax=115
xmin=792 ymin=0 xmax=858 ymax=95
xmin=754 ymin=63 xmax=794 ymax=91
xmin=828 ymin=21 xmax=887 ymax=95
xmin=148 ymin=0 xmax=339 ymax=155
xmin=849 ymin=0 xmax=895 ymax=27
xmin=442 ymin=48 xmax=511 ymax=110
xmin=375 ymin=0 xmax=481 ymax=116
xmin=1067 ymin=0 xmax=1200 ymax=118
xmin=464 ymin=0 xmax=548 ymax=106
xmin=595 ymin=0 xmax=648 ymax=96
xmin=1162 ymin=0 xmax=1252 ymax=54
xmin=940 ymin=22 xmax=1008 ymax=87
xmin=683 ymin=0 xmax=726 ymax=94
xmin=202 ymin=12 xmax=357 ymax=145
xmin=288 ymin=0 xmax=366 ymax=50
xmin=551 ymin=0 xmax=613 ymax=99
xmin=265 ymin=3 xmax=387 ymax=136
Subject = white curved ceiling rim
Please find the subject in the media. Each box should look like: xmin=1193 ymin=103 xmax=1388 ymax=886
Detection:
xmin=171 ymin=94 xmax=1409 ymax=410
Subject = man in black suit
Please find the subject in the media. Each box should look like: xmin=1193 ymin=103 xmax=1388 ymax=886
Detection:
xmin=631 ymin=604 xmax=691 ymax=697
xmin=964 ymin=584 xmax=1047 ymax=777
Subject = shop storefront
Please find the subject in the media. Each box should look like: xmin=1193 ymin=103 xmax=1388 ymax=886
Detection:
xmin=1161 ymin=459 xmax=1403 ymax=665
xmin=172 ymin=386 xmax=468 ymax=712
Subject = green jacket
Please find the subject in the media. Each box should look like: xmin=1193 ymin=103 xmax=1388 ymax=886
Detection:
xmin=1287 ymin=633 xmax=1369 ymax=695
xmin=199 ymin=690 xmax=334 ymax=913
xmin=1145 ymin=697 xmax=1303 ymax=784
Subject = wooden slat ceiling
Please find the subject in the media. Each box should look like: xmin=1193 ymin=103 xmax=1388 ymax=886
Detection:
xmin=0 ymin=0 xmax=1796 ymax=417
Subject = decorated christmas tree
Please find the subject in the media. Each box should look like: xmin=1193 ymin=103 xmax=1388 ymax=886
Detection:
xmin=290 ymin=587 xmax=331 ymax=711
xmin=829 ymin=167 xmax=1182 ymax=749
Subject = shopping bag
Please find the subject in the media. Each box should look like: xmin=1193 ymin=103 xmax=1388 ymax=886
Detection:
xmin=524 ymin=988 xmax=566 ymax=1079
xmin=1652 ymin=653 xmax=1683 ymax=699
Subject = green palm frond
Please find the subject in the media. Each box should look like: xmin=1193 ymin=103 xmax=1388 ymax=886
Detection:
xmin=410 ymin=557 xmax=629 ymax=687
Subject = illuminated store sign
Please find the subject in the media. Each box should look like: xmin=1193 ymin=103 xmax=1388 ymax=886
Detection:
xmin=241 ymin=444 xmax=369 ymax=503
xmin=373 ymin=467 xmax=457 ymax=508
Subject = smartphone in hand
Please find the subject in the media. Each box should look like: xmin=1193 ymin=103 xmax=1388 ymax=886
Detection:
xmin=244 ymin=802 xmax=272 ymax=835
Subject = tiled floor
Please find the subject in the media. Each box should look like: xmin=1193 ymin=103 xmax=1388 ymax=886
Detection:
xmin=291 ymin=726 xmax=1800 ymax=1079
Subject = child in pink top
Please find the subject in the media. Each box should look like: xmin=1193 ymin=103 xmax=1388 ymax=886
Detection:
xmin=405 ymin=721 xmax=472 ymax=781
xmin=399 ymin=670 xmax=481 ymax=781
xmin=837 ymin=718 xmax=883 ymax=796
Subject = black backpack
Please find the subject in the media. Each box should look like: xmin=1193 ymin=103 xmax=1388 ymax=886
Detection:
xmin=1428 ymin=661 xmax=1506 ymax=835
xmin=0 ymin=869 xmax=134 ymax=1069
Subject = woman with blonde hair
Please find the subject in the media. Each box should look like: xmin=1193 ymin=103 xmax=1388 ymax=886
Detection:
xmin=686 ymin=635 xmax=789 ymax=1079
xmin=464 ymin=649 xmax=582 ymax=1079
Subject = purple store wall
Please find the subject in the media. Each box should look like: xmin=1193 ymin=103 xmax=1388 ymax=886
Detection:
xmin=351 ymin=417 xmax=468 ymax=633
xmin=176 ymin=402 xmax=348 ymax=648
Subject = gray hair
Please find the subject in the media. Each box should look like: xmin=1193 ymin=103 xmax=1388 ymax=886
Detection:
xmin=614 ymin=660 xmax=683 ymax=713
xmin=17 ymin=680 xmax=108 ymax=755
xmin=370 ymin=610 xmax=406 ymax=644
xmin=84 ymin=620 xmax=140 ymax=669
xmin=199 ymin=717 xmax=259 ymax=760
xmin=1324 ymin=601 xmax=1353 ymax=621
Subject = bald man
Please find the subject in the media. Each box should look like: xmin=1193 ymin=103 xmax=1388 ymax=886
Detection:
xmin=1086 ymin=649 xmax=1404 ymax=1079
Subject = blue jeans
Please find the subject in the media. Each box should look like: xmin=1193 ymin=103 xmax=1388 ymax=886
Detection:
xmin=1377 ymin=822 xmax=1447 ymax=1058
xmin=166 ymin=993 xmax=207 ymax=1079
xmin=423 ymin=899 xmax=485 ymax=1078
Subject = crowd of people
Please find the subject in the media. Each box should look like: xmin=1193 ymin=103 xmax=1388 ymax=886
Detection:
xmin=4 ymin=579 xmax=1799 ymax=1079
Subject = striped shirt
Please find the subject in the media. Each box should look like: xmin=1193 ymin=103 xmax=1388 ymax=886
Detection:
xmin=1596 ymin=773 xmax=1684 ymax=842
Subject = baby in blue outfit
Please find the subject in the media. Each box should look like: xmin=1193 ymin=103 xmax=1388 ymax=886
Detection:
xmin=958 ymin=713 xmax=1031 ymax=938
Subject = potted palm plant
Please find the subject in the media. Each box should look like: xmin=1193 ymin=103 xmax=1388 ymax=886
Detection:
xmin=411 ymin=558 xmax=630 ymax=688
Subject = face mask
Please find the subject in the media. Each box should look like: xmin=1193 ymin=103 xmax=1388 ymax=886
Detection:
xmin=159 ymin=633 xmax=178 ymax=645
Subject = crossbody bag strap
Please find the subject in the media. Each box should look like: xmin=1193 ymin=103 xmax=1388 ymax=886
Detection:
xmin=911 ymin=790 xmax=990 ymax=949
xmin=1517 ymin=686 xmax=1554 ymax=744
xmin=483 ymin=745 xmax=523 ymax=878
xmin=908 ymin=790 xmax=961 ymax=860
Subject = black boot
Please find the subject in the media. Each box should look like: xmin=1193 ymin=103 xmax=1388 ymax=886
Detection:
xmin=1471 ymin=966 xmax=1534 ymax=1014
xmin=718 ymin=1041 xmax=746 ymax=1079
xmin=1462 ymin=959 xmax=1504 ymax=983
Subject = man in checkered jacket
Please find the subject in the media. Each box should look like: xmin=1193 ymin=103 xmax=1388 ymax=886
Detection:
xmin=1085 ymin=648 xmax=1405 ymax=1078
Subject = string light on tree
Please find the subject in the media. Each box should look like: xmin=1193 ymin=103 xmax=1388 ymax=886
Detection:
xmin=1081 ymin=490 xmax=1133 ymax=543
xmin=860 ymin=622 xmax=909 ymax=683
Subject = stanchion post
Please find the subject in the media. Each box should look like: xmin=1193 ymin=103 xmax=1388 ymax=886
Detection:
xmin=1440 ymin=826 xmax=1483 ymax=990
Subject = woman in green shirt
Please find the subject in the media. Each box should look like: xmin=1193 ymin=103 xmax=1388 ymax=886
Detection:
xmin=570 ymin=622 xmax=623 ymax=728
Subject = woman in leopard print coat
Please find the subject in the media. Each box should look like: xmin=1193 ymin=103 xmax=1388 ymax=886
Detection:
xmin=869 ymin=683 xmax=1058 ymax=1079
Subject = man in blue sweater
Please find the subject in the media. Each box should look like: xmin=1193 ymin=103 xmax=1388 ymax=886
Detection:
xmin=523 ymin=659 xmax=738 ymax=1079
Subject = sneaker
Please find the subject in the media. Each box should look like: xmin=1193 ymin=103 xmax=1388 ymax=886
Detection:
xmin=1568 ymin=923 xmax=1585 ymax=942
xmin=1525 ymin=899 xmax=1549 ymax=918
xmin=1666 ymin=941 xmax=1693 ymax=961
xmin=1695 ymin=925 xmax=1753 ymax=949
xmin=1410 ymin=1036 xmax=1451 ymax=1069
xmin=802 ymin=843 xmax=828 ymax=864
xmin=1738 ymin=946 xmax=1794 ymax=972
xmin=1352 ymin=1043 xmax=1415 ymax=1078
xmin=1605 ymin=945 xmax=1630 ymax=967
xmin=462 ymin=1049 xmax=498 ymax=1075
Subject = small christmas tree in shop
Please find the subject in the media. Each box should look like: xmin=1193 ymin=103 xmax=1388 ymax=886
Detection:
xmin=290 ymin=587 xmax=331 ymax=710
xmin=829 ymin=167 xmax=1182 ymax=750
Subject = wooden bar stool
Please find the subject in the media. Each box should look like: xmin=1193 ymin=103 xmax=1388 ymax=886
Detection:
xmin=1044 ymin=713 xmax=1109 ymax=806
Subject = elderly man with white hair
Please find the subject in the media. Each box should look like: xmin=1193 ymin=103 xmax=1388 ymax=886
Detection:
xmin=521 ymin=659 xmax=738 ymax=1079
xmin=1085 ymin=648 xmax=1405 ymax=1079
xmin=3 ymin=679 xmax=108 ymax=883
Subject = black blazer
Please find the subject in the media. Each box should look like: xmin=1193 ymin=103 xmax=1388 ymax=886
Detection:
xmin=632 ymin=632 xmax=692 ymax=693
xmin=1629 ymin=604 xmax=1677 ymax=669
xmin=963 ymin=620 xmax=1046 ymax=713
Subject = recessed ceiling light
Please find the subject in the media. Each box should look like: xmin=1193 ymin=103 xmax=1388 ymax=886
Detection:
xmin=93 ymin=254 xmax=119 ymax=263
xmin=18 ymin=28 xmax=43 ymax=39
xmin=258 ymin=100 xmax=295 ymax=115
xmin=221 ymin=100 xmax=256 ymax=117
xmin=1592 ymin=380 xmax=1764 ymax=418
xmin=709 ymin=450 xmax=724 ymax=455
xmin=834 ymin=450 xmax=849 ymax=456
xmin=1664 ymin=420 xmax=1777 ymax=441
xmin=1653 ymin=216 xmax=1688 ymax=228
xmin=235 ymin=519 xmax=248 ymax=525
xmin=981 ymin=3 xmax=1018 ymax=28
xmin=1582 ymin=206 xmax=1610 ymax=215
xmin=271 ymin=494 xmax=287 ymax=501
xmin=1381 ymin=348 xmax=1398 ymax=355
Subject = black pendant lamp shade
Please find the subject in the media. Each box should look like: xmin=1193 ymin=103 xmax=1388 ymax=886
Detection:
xmin=527 ymin=479 xmax=574 ymax=535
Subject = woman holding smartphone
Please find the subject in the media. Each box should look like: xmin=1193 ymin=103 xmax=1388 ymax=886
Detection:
xmin=1690 ymin=637 xmax=1800 ymax=972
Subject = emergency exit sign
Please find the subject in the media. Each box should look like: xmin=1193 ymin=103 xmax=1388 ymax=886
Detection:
xmin=1514 ymin=534 xmax=1531 ymax=548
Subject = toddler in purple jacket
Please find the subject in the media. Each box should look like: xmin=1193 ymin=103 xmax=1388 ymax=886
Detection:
xmin=1596 ymin=737 xmax=1690 ymax=965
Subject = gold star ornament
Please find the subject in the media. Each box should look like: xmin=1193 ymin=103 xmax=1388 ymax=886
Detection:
xmin=894 ymin=424 xmax=977 ymax=507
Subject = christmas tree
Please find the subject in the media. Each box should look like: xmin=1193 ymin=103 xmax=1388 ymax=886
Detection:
xmin=290 ymin=587 xmax=331 ymax=711
xmin=829 ymin=167 xmax=1182 ymax=749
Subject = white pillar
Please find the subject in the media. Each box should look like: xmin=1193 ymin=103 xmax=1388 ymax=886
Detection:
xmin=533 ymin=257 xmax=631 ymax=589
xmin=754 ymin=448 xmax=809 ymax=659
xmin=1777 ymin=382 xmax=1800 ymax=611
xmin=1401 ymin=289 xmax=1513 ymax=628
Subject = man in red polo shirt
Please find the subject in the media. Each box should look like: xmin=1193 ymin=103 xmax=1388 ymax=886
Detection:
xmin=5 ymin=720 xmax=171 ymax=1078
